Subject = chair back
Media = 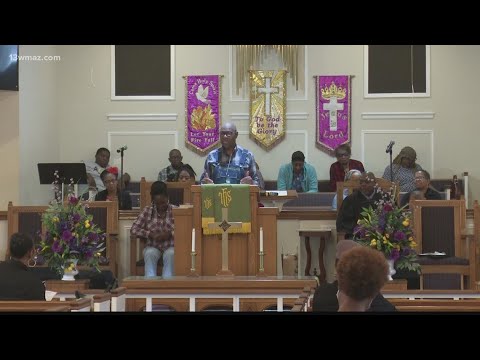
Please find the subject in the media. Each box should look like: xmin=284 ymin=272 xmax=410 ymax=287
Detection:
xmin=6 ymin=202 xmax=48 ymax=260
xmin=411 ymin=199 xmax=474 ymax=289
xmin=139 ymin=177 xmax=193 ymax=209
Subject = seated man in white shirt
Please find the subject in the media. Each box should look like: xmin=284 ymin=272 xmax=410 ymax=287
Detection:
xmin=83 ymin=147 xmax=110 ymax=193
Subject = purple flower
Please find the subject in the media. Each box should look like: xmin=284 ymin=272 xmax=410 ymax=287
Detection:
xmin=62 ymin=230 xmax=73 ymax=241
xmin=393 ymin=231 xmax=406 ymax=241
xmin=72 ymin=213 xmax=81 ymax=223
xmin=383 ymin=204 xmax=393 ymax=212
xmin=390 ymin=248 xmax=400 ymax=261
xmin=402 ymin=248 xmax=411 ymax=256
xmin=52 ymin=240 xmax=63 ymax=253
xmin=69 ymin=196 xmax=79 ymax=205
xmin=88 ymin=232 xmax=98 ymax=242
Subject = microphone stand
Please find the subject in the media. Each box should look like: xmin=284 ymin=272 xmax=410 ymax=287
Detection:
xmin=387 ymin=148 xmax=393 ymax=183
xmin=119 ymin=148 xmax=125 ymax=209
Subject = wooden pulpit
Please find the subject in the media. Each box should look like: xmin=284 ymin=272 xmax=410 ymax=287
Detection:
xmin=173 ymin=185 xmax=278 ymax=276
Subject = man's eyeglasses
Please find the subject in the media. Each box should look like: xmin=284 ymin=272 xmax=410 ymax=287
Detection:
xmin=220 ymin=131 xmax=235 ymax=137
xmin=336 ymin=153 xmax=350 ymax=158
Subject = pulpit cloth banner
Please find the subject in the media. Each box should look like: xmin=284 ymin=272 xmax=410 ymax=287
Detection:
xmin=249 ymin=70 xmax=287 ymax=150
xmin=201 ymin=184 xmax=251 ymax=235
xmin=185 ymin=75 xmax=222 ymax=155
xmin=315 ymin=75 xmax=352 ymax=154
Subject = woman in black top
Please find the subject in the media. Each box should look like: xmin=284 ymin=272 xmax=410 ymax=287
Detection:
xmin=95 ymin=169 xmax=132 ymax=210
xmin=0 ymin=233 xmax=45 ymax=300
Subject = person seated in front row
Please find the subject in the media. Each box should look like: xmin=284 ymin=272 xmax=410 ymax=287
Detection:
xmin=130 ymin=181 xmax=175 ymax=277
xmin=336 ymin=245 xmax=390 ymax=312
xmin=95 ymin=168 xmax=132 ymax=210
xmin=329 ymin=144 xmax=365 ymax=191
xmin=175 ymin=164 xmax=197 ymax=183
xmin=382 ymin=146 xmax=422 ymax=193
xmin=277 ymin=150 xmax=318 ymax=193
xmin=0 ymin=233 xmax=45 ymax=300
xmin=332 ymin=169 xmax=362 ymax=210
xmin=400 ymin=169 xmax=441 ymax=208
xmin=336 ymin=172 xmax=384 ymax=240
xmin=312 ymin=240 xmax=396 ymax=312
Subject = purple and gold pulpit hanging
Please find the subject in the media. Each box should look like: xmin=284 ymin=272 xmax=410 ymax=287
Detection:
xmin=249 ymin=70 xmax=286 ymax=150
xmin=185 ymin=75 xmax=222 ymax=154
xmin=315 ymin=75 xmax=352 ymax=154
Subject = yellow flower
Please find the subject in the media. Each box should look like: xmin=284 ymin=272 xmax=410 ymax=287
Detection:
xmin=96 ymin=252 xmax=102 ymax=257
xmin=370 ymin=239 xmax=377 ymax=247
xmin=411 ymin=241 xmax=417 ymax=247
xmin=385 ymin=234 xmax=390 ymax=239
xmin=402 ymin=220 xmax=409 ymax=227
xmin=409 ymin=237 xmax=414 ymax=241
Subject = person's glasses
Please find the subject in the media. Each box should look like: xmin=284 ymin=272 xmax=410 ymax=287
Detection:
xmin=414 ymin=176 xmax=426 ymax=180
xmin=220 ymin=131 xmax=234 ymax=137
xmin=336 ymin=153 xmax=350 ymax=158
xmin=104 ymin=179 xmax=116 ymax=184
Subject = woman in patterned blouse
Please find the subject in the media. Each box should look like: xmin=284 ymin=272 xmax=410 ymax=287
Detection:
xmin=382 ymin=146 xmax=422 ymax=193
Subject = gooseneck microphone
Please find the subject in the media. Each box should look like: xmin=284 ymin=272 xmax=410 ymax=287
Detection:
xmin=117 ymin=145 xmax=128 ymax=153
xmin=385 ymin=141 xmax=395 ymax=153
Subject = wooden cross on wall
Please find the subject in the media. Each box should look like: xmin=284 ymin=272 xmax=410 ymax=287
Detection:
xmin=207 ymin=207 xmax=242 ymax=276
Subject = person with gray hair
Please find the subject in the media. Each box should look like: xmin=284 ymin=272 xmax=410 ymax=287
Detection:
xmin=331 ymin=169 xmax=362 ymax=210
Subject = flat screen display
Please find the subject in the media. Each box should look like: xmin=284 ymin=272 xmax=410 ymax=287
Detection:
xmin=0 ymin=45 xmax=19 ymax=91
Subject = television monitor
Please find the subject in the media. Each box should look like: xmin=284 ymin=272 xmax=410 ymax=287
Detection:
xmin=0 ymin=45 xmax=19 ymax=91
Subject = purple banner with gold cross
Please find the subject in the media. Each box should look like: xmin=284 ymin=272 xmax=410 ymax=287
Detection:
xmin=315 ymin=75 xmax=352 ymax=154
xmin=185 ymin=75 xmax=222 ymax=154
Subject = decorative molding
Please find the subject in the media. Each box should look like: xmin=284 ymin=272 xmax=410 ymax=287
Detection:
xmin=107 ymin=113 xmax=178 ymax=121
xmin=107 ymin=131 xmax=179 ymax=151
xmin=360 ymin=129 xmax=434 ymax=177
xmin=110 ymin=45 xmax=176 ymax=101
xmin=361 ymin=112 xmax=435 ymax=120
xmin=228 ymin=45 xmax=308 ymax=102
xmin=230 ymin=113 xmax=308 ymax=121
xmin=238 ymin=129 xmax=308 ymax=159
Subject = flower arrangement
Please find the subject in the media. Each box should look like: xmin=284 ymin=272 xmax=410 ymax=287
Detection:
xmin=354 ymin=185 xmax=421 ymax=273
xmin=39 ymin=172 xmax=106 ymax=275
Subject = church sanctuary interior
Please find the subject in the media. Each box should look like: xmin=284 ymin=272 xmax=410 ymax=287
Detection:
xmin=1 ymin=45 xmax=480 ymax=312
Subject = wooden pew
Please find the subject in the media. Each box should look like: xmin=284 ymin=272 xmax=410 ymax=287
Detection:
xmin=49 ymin=287 xmax=127 ymax=312
xmin=390 ymin=298 xmax=480 ymax=312
xmin=0 ymin=298 xmax=91 ymax=312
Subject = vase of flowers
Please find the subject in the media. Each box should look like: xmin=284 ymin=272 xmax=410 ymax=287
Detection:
xmin=39 ymin=178 xmax=106 ymax=279
xmin=354 ymin=184 xmax=420 ymax=278
xmin=61 ymin=258 xmax=79 ymax=281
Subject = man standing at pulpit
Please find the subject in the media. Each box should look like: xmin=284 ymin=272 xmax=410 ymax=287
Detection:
xmin=200 ymin=122 xmax=259 ymax=186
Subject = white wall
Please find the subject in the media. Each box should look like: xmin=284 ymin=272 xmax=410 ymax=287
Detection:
xmin=0 ymin=90 xmax=19 ymax=209
xmin=3 ymin=45 xmax=480 ymax=208
xmin=19 ymin=45 xmax=59 ymax=205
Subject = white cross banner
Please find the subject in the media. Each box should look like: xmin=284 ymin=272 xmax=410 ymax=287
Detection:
xmin=249 ymin=70 xmax=287 ymax=150
xmin=315 ymin=75 xmax=352 ymax=154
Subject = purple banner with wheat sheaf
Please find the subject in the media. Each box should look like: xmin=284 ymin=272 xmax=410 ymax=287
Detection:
xmin=185 ymin=75 xmax=222 ymax=154
xmin=315 ymin=75 xmax=352 ymax=154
